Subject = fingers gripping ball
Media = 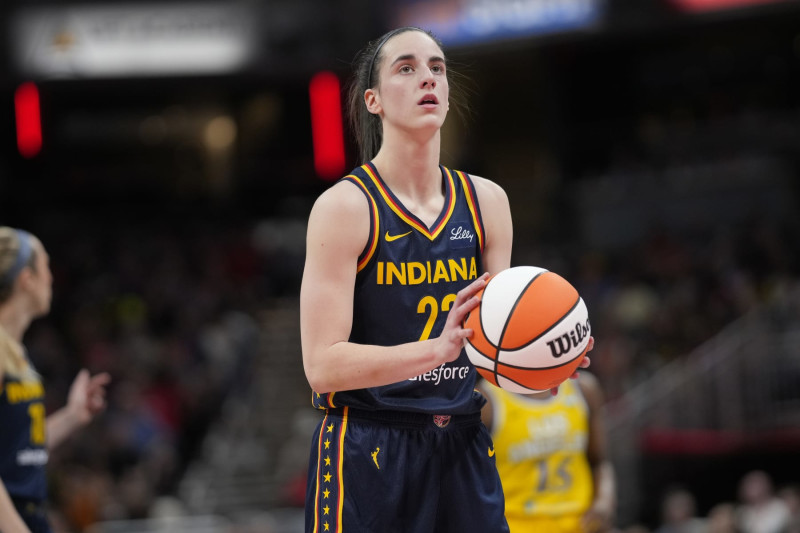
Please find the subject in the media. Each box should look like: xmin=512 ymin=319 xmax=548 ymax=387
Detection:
xmin=463 ymin=266 xmax=591 ymax=393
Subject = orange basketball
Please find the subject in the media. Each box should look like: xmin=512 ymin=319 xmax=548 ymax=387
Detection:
xmin=463 ymin=266 xmax=591 ymax=393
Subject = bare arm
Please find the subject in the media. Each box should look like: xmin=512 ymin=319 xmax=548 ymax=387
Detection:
xmin=300 ymin=181 xmax=488 ymax=394
xmin=46 ymin=369 xmax=110 ymax=450
xmin=0 ymin=479 xmax=31 ymax=533
xmin=579 ymin=372 xmax=617 ymax=533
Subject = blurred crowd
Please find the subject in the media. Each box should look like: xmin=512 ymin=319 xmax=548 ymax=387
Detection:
xmin=620 ymin=469 xmax=800 ymax=533
xmin=20 ymin=214 xmax=303 ymax=532
xmin=567 ymin=215 xmax=799 ymax=402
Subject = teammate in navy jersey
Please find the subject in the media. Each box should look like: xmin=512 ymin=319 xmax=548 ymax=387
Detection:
xmin=0 ymin=227 xmax=110 ymax=533
xmin=300 ymin=27 xmax=591 ymax=532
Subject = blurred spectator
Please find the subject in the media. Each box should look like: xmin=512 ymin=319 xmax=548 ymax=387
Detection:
xmin=735 ymin=470 xmax=791 ymax=533
xmin=654 ymin=486 xmax=706 ymax=533
xmin=707 ymin=502 xmax=740 ymax=533
xmin=778 ymin=485 xmax=800 ymax=527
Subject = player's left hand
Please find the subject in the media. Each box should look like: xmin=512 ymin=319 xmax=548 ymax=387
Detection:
xmin=67 ymin=369 xmax=112 ymax=426
xmin=549 ymin=336 xmax=593 ymax=396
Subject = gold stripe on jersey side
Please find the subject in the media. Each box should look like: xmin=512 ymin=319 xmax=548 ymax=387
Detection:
xmin=456 ymin=170 xmax=485 ymax=252
xmin=312 ymin=409 xmax=348 ymax=532
xmin=336 ymin=406 xmax=349 ymax=531
xmin=362 ymin=164 xmax=457 ymax=241
xmin=344 ymin=175 xmax=381 ymax=272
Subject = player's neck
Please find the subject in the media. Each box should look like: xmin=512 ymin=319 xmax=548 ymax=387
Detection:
xmin=372 ymin=132 xmax=442 ymax=196
xmin=0 ymin=304 xmax=30 ymax=343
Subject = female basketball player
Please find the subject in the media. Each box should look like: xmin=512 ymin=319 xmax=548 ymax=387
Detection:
xmin=479 ymin=371 xmax=616 ymax=532
xmin=300 ymin=27 xmax=591 ymax=532
xmin=0 ymin=227 xmax=110 ymax=533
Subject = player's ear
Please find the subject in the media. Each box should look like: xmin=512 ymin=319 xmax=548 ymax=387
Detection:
xmin=15 ymin=264 xmax=35 ymax=288
xmin=365 ymin=88 xmax=381 ymax=115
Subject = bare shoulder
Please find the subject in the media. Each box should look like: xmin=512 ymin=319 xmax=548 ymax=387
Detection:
xmin=309 ymin=179 xmax=370 ymax=223
xmin=467 ymin=175 xmax=511 ymax=219
xmin=305 ymin=179 xmax=372 ymax=260
xmin=468 ymin=174 xmax=508 ymax=201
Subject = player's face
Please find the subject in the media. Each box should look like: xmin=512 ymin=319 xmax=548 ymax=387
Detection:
xmin=371 ymin=31 xmax=449 ymax=132
xmin=26 ymin=238 xmax=53 ymax=317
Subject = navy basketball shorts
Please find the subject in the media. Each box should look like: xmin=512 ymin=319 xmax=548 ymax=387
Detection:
xmin=305 ymin=407 xmax=509 ymax=533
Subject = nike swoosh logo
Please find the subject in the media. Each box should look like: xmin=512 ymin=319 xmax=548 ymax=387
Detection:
xmin=385 ymin=231 xmax=412 ymax=242
xmin=488 ymin=447 xmax=495 ymax=457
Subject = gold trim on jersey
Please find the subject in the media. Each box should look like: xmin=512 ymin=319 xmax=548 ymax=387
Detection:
xmin=455 ymin=170 xmax=485 ymax=252
xmin=343 ymin=174 xmax=381 ymax=272
xmin=362 ymin=164 xmax=457 ymax=241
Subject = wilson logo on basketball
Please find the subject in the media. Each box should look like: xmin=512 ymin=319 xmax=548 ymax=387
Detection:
xmin=545 ymin=318 xmax=591 ymax=358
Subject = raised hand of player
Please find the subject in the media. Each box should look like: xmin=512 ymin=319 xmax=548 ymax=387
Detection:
xmin=66 ymin=369 xmax=112 ymax=426
xmin=550 ymin=336 xmax=593 ymax=396
xmin=437 ymin=272 xmax=490 ymax=364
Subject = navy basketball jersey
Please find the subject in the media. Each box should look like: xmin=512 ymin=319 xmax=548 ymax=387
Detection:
xmin=0 ymin=371 xmax=49 ymax=501
xmin=313 ymin=163 xmax=486 ymax=414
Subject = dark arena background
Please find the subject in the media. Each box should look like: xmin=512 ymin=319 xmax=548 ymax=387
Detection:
xmin=2 ymin=1 xmax=800 ymax=532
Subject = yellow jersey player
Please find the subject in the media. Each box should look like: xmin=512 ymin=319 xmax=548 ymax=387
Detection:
xmin=480 ymin=371 xmax=616 ymax=533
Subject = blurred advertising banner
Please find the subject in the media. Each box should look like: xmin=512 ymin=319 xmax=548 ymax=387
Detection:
xmin=11 ymin=3 xmax=257 ymax=79
xmin=392 ymin=0 xmax=605 ymax=47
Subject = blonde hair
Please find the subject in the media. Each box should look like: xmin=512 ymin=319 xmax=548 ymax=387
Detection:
xmin=0 ymin=226 xmax=37 ymax=379
xmin=0 ymin=324 xmax=33 ymax=379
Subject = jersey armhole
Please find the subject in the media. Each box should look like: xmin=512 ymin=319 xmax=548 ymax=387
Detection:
xmin=454 ymin=170 xmax=486 ymax=253
xmin=341 ymin=176 xmax=380 ymax=272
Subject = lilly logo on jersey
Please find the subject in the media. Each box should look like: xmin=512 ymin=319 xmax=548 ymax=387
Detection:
xmin=450 ymin=226 xmax=474 ymax=243
xmin=545 ymin=318 xmax=591 ymax=358
xmin=446 ymin=222 xmax=477 ymax=249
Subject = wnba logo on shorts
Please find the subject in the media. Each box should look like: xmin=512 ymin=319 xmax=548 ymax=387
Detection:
xmin=433 ymin=415 xmax=451 ymax=428
xmin=545 ymin=318 xmax=591 ymax=358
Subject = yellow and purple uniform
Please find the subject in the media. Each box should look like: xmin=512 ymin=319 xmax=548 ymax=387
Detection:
xmin=484 ymin=378 xmax=593 ymax=533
